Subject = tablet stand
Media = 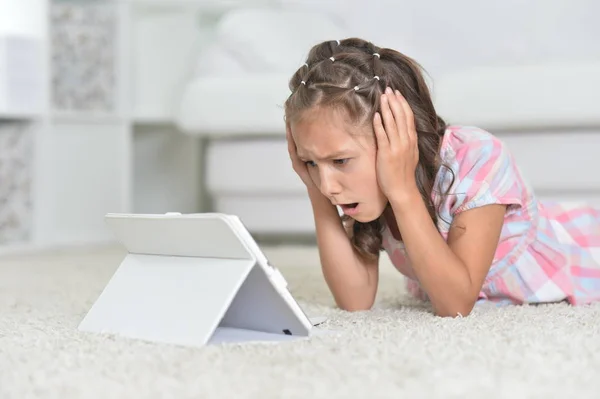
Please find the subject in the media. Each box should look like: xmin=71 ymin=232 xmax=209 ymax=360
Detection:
xmin=78 ymin=213 xmax=314 ymax=347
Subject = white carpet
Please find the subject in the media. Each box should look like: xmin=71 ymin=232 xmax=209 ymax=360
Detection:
xmin=1 ymin=244 xmax=599 ymax=399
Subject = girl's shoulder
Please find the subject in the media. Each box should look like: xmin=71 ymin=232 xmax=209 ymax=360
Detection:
xmin=440 ymin=125 xmax=516 ymax=176
xmin=435 ymin=125 xmax=528 ymax=214
xmin=441 ymin=125 xmax=507 ymax=158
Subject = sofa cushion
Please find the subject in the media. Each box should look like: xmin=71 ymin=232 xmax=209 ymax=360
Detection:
xmin=214 ymin=8 xmax=349 ymax=73
xmin=433 ymin=62 xmax=600 ymax=129
xmin=192 ymin=42 xmax=248 ymax=77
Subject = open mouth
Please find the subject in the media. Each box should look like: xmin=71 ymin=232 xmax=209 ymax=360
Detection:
xmin=340 ymin=203 xmax=359 ymax=214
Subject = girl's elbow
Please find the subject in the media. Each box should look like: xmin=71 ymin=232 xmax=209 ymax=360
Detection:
xmin=336 ymin=296 xmax=375 ymax=312
xmin=332 ymin=283 xmax=377 ymax=312
xmin=341 ymin=304 xmax=373 ymax=312
xmin=435 ymin=300 xmax=476 ymax=318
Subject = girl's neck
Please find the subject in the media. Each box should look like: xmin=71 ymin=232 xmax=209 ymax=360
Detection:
xmin=382 ymin=205 xmax=402 ymax=241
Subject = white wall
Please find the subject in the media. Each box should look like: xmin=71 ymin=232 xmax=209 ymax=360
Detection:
xmin=133 ymin=124 xmax=202 ymax=214
xmin=32 ymin=121 xmax=131 ymax=245
xmin=0 ymin=0 xmax=47 ymax=37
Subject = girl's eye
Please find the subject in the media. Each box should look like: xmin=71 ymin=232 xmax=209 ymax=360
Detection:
xmin=305 ymin=160 xmax=317 ymax=167
xmin=333 ymin=159 xmax=349 ymax=165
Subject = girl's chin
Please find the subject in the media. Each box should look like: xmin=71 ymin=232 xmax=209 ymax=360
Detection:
xmin=350 ymin=209 xmax=380 ymax=223
xmin=342 ymin=201 xmax=388 ymax=223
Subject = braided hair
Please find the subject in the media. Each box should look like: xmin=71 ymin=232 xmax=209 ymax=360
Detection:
xmin=284 ymin=38 xmax=452 ymax=260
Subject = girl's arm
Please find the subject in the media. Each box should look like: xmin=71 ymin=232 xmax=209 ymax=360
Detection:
xmin=286 ymin=122 xmax=378 ymax=311
xmin=308 ymin=187 xmax=380 ymax=311
xmin=390 ymin=192 xmax=506 ymax=317
xmin=373 ymin=88 xmax=509 ymax=317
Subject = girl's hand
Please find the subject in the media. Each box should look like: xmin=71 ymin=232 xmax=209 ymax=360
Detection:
xmin=286 ymin=123 xmax=317 ymax=191
xmin=373 ymin=87 xmax=420 ymax=204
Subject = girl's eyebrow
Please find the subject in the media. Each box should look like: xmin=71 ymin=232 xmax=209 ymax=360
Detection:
xmin=322 ymin=150 xmax=352 ymax=160
xmin=298 ymin=150 xmax=352 ymax=160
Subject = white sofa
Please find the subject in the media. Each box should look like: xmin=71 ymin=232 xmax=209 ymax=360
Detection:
xmin=176 ymin=7 xmax=350 ymax=235
xmin=175 ymin=2 xmax=600 ymax=236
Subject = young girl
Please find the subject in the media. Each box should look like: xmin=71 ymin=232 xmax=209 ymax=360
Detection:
xmin=283 ymin=38 xmax=600 ymax=317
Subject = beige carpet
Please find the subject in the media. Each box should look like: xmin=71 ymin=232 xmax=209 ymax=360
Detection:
xmin=1 ymin=244 xmax=599 ymax=399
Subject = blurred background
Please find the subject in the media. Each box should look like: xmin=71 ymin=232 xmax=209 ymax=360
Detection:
xmin=0 ymin=0 xmax=599 ymax=253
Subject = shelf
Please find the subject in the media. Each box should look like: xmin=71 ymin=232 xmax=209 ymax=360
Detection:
xmin=0 ymin=111 xmax=40 ymax=121
xmin=133 ymin=115 xmax=175 ymax=125
xmin=128 ymin=0 xmax=277 ymax=11
xmin=50 ymin=111 xmax=127 ymax=124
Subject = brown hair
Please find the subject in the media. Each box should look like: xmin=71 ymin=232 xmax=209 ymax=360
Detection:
xmin=284 ymin=38 xmax=453 ymax=260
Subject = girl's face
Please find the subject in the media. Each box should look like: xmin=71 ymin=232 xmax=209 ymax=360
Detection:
xmin=290 ymin=107 xmax=389 ymax=223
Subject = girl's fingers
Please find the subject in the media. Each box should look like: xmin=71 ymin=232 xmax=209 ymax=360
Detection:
xmin=379 ymin=93 xmax=399 ymax=148
xmin=385 ymin=88 xmax=408 ymax=145
xmin=396 ymin=90 xmax=417 ymax=142
xmin=373 ymin=112 xmax=388 ymax=149
xmin=395 ymin=90 xmax=416 ymax=143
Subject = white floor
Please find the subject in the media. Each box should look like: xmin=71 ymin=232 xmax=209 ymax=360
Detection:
xmin=1 ymin=244 xmax=600 ymax=398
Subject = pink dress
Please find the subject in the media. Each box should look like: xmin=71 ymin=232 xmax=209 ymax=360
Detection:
xmin=382 ymin=125 xmax=600 ymax=306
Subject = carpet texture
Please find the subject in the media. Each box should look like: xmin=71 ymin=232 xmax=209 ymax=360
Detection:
xmin=1 ymin=244 xmax=599 ymax=399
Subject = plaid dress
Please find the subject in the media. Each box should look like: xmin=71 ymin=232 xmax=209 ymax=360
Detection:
xmin=382 ymin=125 xmax=600 ymax=306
